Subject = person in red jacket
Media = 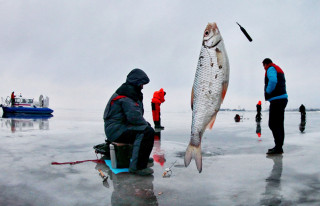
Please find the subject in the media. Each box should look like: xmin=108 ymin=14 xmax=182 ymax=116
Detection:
xmin=151 ymin=88 xmax=166 ymax=129
xmin=11 ymin=91 xmax=15 ymax=107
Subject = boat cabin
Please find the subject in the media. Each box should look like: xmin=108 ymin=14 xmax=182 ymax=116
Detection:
xmin=14 ymin=97 xmax=35 ymax=107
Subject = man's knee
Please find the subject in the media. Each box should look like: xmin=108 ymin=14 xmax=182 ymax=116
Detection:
xmin=144 ymin=126 xmax=155 ymax=139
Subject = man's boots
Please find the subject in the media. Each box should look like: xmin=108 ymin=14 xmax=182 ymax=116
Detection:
xmin=154 ymin=121 xmax=164 ymax=129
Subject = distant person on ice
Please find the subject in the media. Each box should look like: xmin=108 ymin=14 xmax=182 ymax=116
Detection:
xmin=299 ymin=104 xmax=306 ymax=121
xmin=103 ymin=68 xmax=155 ymax=176
xmin=263 ymin=58 xmax=288 ymax=155
xmin=234 ymin=114 xmax=241 ymax=122
xmin=11 ymin=91 xmax=15 ymax=107
xmin=256 ymin=100 xmax=262 ymax=122
xmin=256 ymin=100 xmax=262 ymax=114
xmin=151 ymin=88 xmax=166 ymax=129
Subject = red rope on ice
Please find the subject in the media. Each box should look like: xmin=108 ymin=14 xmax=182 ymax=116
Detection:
xmin=51 ymin=159 xmax=104 ymax=165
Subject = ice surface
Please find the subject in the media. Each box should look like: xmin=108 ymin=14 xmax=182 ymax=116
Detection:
xmin=0 ymin=109 xmax=320 ymax=205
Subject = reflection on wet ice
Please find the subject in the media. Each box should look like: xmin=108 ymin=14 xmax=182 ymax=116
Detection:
xmin=260 ymin=155 xmax=283 ymax=205
xmin=256 ymin=112 xmax=262 ymax=141
xmin=152 ymin=130 xmax=166 ymax=167
xmin=299 ymin=120 xmax=306 ymax=133
xmin=0 ymin=113 xmax=52 ymax=132
xmin=95 ymin=162 xmax=158 ymax=205
xmin=256 ymin=121 xmax=262 ymax=140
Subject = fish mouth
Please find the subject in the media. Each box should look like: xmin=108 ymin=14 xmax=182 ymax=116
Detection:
xmin=203 ymin=39 xmax=221 ymax=48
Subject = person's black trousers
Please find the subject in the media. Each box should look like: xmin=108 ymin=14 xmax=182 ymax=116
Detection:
xmin=116 ymin=126 xmax=155 ymax=170
xmin=268 ymin=99 xmax=288 ymax=149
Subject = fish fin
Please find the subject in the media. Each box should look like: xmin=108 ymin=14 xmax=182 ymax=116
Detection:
xmin=221 ymin=81 xmax=228 ymax=104
xmin=184 ymin=144 xmax=202 ymax=173
xmin=206 ymin=112 xmax=217 ymax=129
xmin=191 ymin=87 xmax=194 ymax=110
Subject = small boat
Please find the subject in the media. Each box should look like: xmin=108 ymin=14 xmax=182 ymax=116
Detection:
xmin=1 ymin=94 xmax=54 ymax=114
xmin=2 ymin=112 xmax=53 ymax=119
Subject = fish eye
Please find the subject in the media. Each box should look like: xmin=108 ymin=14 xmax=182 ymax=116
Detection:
xmin=204 ymin=30 xmax=209 ymax=36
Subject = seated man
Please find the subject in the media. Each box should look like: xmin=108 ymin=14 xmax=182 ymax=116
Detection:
xmin=103 ymin=68 xmax=155 ymax=176
xmin=234 ymin=114 xmax=241 ymax=122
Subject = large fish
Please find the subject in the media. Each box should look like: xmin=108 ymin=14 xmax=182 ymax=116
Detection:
xmin=184 ymin=22 xmax=230 ymax=173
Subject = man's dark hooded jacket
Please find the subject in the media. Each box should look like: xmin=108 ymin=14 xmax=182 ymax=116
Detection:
xmin=103 ymin=69 xmax=150 ymax=142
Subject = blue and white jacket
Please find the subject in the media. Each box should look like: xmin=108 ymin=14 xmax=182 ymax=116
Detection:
xmin=264 ymin=63 xmax=288 ymax=101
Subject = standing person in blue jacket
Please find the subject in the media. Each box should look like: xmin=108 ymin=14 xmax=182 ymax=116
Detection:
xmin=103 ymin=68 xmax=155 ymax=176
xmin=263 ymin=58 xmax=288 ymax=155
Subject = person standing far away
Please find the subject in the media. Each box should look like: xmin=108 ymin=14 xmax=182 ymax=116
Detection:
xmin=263 ymin=58 xmax=288 ymax=155
xmin=257 ymin=100 xmax=262 ymax=113
xmin=11 ymin=91 xmax=15 ymax=107
xmin=151 ymin=88 xmax=166 ymax=129
xmin=299 ymin=104 xmax=306 ymax=121
xmin=103 ymin=68 xmax=155 ymax=176
xmin=256 ymin=100 xmax=262 ymax=122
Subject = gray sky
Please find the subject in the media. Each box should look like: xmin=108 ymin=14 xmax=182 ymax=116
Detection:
xmin=1 ymin=0 xmax=319 ymax=112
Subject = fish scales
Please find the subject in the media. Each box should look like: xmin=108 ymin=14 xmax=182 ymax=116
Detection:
xmin=185 ymin=22 xmax=230 ymax=173
xmin=192 ymin=48 xmax=220 ymax=144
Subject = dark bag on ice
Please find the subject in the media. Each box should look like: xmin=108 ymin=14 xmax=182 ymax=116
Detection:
xmin=93 ymin=142 xmax=111 ymax=160
xmin=93 ymin=142 xmax=133 ymax=168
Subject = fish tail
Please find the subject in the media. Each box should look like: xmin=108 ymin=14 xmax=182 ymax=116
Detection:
xmin=207 ymin=112 xmax=217 ymax=129
xmin=184 ymin=143 xmax=202 ymax=173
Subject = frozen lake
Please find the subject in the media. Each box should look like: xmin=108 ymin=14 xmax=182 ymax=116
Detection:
xmin=0 ymin=109 xmax=320 ymax=205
